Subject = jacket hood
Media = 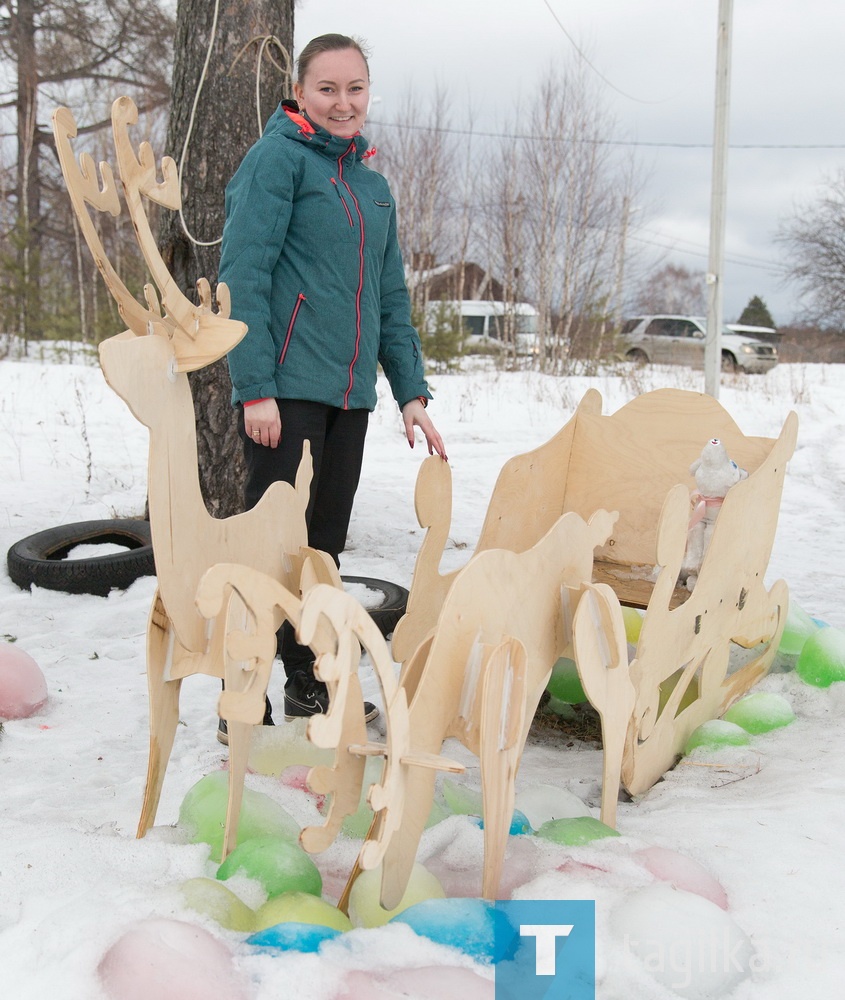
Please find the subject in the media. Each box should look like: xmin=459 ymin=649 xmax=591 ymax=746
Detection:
xmin=263 ymin=101 xmax=371 ymax=161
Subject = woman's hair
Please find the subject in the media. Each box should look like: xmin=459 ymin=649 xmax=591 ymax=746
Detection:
xmin=296 ymin=33 xmax=370 ymax=83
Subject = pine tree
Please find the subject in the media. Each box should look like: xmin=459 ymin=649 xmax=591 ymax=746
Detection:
xmin=417 ymin=300 xmax=465 ymax=372
xmin=738 ymin=295 xmax=775 ymax=329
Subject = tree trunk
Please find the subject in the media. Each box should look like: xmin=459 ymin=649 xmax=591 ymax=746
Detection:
xmin=159 ymin=0 xmax=294 ymax=517
xmin=14 ymin=0 xmax=42 ymax=343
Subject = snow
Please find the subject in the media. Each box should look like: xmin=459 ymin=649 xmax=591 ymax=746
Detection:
xmin=1 ymin=352 xmax=844 ymax=999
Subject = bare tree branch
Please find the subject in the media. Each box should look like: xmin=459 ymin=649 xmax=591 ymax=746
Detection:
xmin=776 ymin=170 xmax=845 ymax=328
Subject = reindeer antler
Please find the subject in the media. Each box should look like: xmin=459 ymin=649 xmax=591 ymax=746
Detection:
xmin=52 ymin=98 xmax=247 ymax=372
xmin=52 ymin=105 xmax=154 ymax=338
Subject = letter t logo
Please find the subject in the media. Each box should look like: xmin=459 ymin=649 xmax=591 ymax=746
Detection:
xmin=519 ymin=924 xmax=574 ymax=976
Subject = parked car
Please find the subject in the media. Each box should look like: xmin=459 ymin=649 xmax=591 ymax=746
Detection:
xmin=725 ymin=322 xmax=781 ymax=344
xmin=619 ymin=315 xmax=778 ymax=373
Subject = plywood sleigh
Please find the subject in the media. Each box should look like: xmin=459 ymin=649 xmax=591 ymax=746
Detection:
xmin=394 ymin=388 xmax=798 ymax=795
xmin=261 ymin=388 xmax=797 ymax=910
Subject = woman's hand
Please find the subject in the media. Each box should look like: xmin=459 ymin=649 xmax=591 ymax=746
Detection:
xmin=244 ymin=398 xmax=282 ymax=448
xmin=402 ymin=399 xmax=447 ymax=460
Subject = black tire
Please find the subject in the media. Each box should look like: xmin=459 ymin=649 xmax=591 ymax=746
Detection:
xmin=626 ymin=348 xmax=649 ymax=365
xmin=6 ymin=519 xmax=155 ymax=597
xmin=721 ymin=351 xmax=738 ymax=373
xmin=6 ymin=521 xmax=409 ymax=636
xmin=341 ymin=575 xmax=409 ymax=638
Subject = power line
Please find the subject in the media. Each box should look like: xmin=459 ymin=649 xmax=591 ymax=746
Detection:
xmin=635 ymin=224 xmax=787 ymax=270
xmin=367 ymin=118 xmax=845 ymax=150
xmin=540 ymin=0 xmax=658 ymax=104
xmin=628 ymin=230 xmax=787 ymax=274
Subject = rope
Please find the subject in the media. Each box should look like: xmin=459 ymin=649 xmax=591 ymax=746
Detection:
xmin=176 ymin=0 xmax=293 ymax=248
xmin=254 ymin=36 xmax=293 ymax=136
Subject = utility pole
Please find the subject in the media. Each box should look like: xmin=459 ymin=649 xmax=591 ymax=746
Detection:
xmin=613 ymin=194 xmax=631 ymax=332
xmin=704 ymin=0 xmax=733 ymax=398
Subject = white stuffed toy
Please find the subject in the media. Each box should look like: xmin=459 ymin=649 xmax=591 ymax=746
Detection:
xmin=680 ymin=438 xmax=748 ymax=591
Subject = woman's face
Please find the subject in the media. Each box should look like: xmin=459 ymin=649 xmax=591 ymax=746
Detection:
xmin=293 ymin=48 xmax=370 ymax=139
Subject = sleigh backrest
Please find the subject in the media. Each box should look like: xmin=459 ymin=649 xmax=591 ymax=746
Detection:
xmin=475 ymin=387 xmax=780 ymax=607
xmin=562 ymin=388 xmax=776 ymax=566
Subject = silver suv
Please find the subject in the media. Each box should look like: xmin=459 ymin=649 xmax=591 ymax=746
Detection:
xmin=619 ymin=315 xmax=778 ymax=373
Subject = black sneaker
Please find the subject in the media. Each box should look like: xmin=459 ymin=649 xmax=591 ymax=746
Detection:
xmin=283 ymin=674 xmax=378 ymax=723
xmin=216 ymin=696 xmax=275 ymax=746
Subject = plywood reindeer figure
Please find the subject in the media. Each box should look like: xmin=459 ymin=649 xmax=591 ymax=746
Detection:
xmin=194 ymin=503 xmax=621 ymax=909
xmin=377 ymin=506 xmax=619 ymax=906
xmin=52 ymin=98 xmax=343 ymax=854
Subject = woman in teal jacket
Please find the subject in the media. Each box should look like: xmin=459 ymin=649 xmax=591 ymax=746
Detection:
xmin=218 ymin=33 xmax=446 ymax=731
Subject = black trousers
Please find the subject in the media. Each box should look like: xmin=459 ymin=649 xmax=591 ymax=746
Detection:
xmin=238 ymin=399 xmax=369 ymax=678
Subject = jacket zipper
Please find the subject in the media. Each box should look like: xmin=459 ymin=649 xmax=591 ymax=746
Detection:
xmin=280 ymin=293 xmax=306 ymax=364
xmin=330 ymin=177 xmax=354 ymax=227
xmin=337 ymin=143 xmax=365 ymax=409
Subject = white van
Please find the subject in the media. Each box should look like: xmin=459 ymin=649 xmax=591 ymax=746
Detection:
xmin=425 ymin=299 xmax=539 ymax=356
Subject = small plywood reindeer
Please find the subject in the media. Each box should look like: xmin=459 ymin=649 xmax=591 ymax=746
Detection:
xmin=376 ymin=506 xmax=618 ymax=906
xmin=52 ymin=98 xmax=343 ymax=854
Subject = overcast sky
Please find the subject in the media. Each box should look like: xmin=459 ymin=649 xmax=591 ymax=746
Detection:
xmin=294 ymin=0 xmax=845 ymax=326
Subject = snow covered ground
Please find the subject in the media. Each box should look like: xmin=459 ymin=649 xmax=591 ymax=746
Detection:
xmin=1 ymin=352 xmax=843 ymax=999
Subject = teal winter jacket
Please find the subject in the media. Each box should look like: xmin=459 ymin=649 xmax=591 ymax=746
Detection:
xmin=219 ymin=104 xmax=431 ymax=412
